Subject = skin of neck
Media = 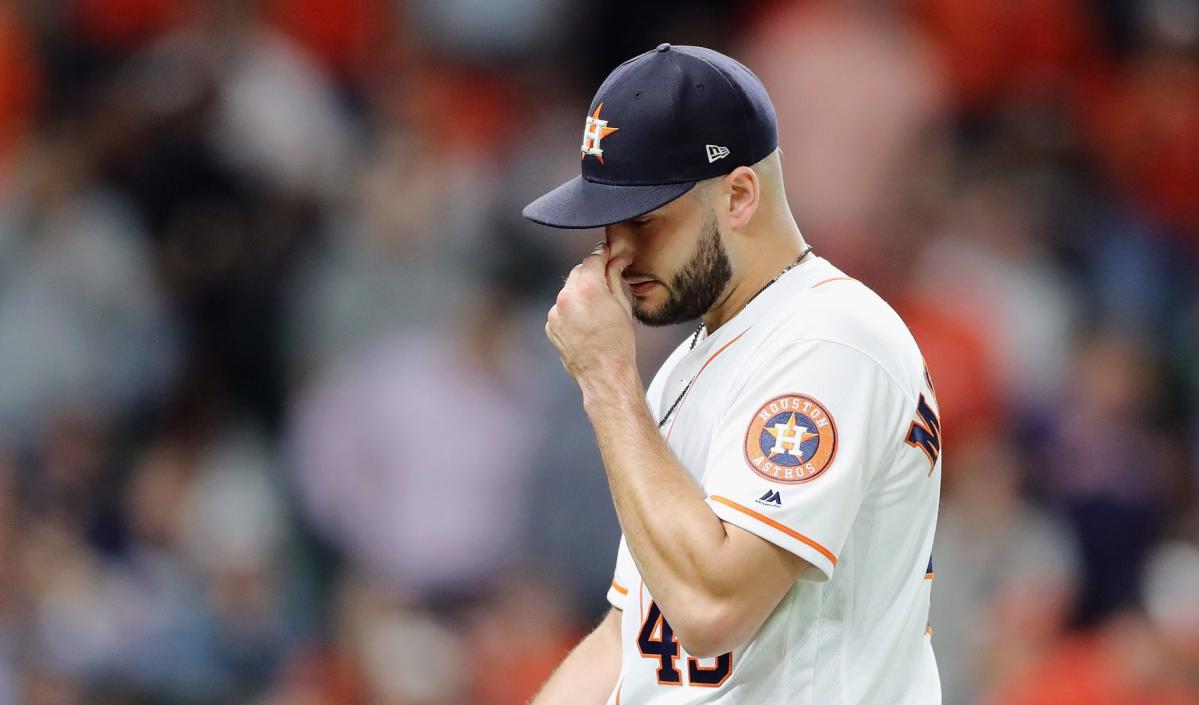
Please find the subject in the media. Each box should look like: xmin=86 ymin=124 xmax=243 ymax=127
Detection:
xmin=701 ymin=151 xmax=807 ymax=333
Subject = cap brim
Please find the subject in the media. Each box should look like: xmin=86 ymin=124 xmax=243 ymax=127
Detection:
xmin=522 ymin=176 xmax=695 ymax=229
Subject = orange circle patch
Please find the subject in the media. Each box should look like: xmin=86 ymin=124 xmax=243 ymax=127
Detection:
xmin=742 ymin=394 xmax=838 ymax=484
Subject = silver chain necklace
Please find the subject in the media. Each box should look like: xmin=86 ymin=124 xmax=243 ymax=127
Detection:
xmin=656 ymin=245 xmax=814 ymax=429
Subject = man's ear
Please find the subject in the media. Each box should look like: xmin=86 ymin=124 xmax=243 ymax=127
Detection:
xmin=723 ymin=166 xmax=760 ymax=230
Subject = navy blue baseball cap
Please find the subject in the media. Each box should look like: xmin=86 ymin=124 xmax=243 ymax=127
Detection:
xmin=522 ymin=44 xmax=778 ymax=229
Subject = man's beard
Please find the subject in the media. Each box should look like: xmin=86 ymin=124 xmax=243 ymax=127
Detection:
xmin=633 ymin=211 xmax=733 ymax=327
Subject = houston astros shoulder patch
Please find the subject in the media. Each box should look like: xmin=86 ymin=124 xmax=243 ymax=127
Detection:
xmin=743 ymin=394 xmax=838 ymax=483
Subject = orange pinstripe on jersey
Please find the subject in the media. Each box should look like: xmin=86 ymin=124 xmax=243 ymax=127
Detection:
xmin=810 ymin=276 xmax=855 ymax=288
xmin=611 ymin=580 xmax=629 ymax=595
xmin=709 ymin=495 xmax=838 ymax=565
xmin=639 ymin=579 xmax=645 ymax=624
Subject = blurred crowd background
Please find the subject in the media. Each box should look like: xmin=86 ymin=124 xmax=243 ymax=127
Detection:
xmin=0 ymin=0 xmax=1197 ymax=703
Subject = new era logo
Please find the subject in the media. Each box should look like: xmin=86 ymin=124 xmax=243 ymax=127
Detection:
xmin=755 ymin=489 xmax=782 ymax=507
xmin=706 ymin=144 xmax=730 ymax=163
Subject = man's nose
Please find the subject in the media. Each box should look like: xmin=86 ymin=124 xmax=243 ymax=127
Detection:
xmin=605 ymin=226 xmax=635 ymax=261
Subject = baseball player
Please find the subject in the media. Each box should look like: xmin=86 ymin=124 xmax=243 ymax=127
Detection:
xmin=524 ymin=44 xmax=942 ymax=704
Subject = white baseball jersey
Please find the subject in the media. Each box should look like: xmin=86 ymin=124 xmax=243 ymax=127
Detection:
xmin=604 ymin=256 xmax=942 ymax=705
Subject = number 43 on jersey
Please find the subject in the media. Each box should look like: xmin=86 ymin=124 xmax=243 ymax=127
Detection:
xmin=638 ymin=602 xmax=732 ymax=687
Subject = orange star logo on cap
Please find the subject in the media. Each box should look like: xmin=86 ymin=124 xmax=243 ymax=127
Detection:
xmin=580 ymin=103 xmax=619 ymax=164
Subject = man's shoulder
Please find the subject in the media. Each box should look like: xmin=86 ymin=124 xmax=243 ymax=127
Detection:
xmin=748 ymin=271 xmax=924 ymax=392
xmin=802 ymin=278 xmax=910 ymax=348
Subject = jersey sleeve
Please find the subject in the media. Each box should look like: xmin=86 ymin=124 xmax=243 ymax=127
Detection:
xmin=701 ymin=338 xmax=906 ymax=582
xmin=606 ymin=534 xmax=637 ymax=610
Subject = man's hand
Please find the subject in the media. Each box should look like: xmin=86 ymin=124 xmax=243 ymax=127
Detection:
xmin=546 ymin=244 xmax=636 ymax=394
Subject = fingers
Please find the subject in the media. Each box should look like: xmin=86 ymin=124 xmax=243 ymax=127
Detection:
xmin=545 ymin=304 xmax=563 ymax=348
xmin=605 ymin=252 xmax=632 ymax=297
xmin=580 ymin=245 xmax=607 ymax=283
xmin=564 ymin=245 xmax=617 ymax=296
xmin=562 ymin=245 xmax=629 ymax=310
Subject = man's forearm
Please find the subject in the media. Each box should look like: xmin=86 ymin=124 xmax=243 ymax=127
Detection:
xmin=581 ymin=371 xmax=734 ymax=635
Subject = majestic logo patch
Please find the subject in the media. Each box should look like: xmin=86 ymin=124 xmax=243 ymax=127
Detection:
xmin=580 ymin=103 xmax=619 ymax=163
xmin=743 ymin=394 xmax=838 ymax=484
xmin=706 ymin=144 xmax=730 ymax=163
xmin=755 ymin=489 xmax=782 ymax=507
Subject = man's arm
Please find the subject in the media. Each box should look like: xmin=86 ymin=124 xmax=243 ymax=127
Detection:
xmin=546 ymin=249 xmax=810 ymax=658
xmin=582 ymin=379 xmax=809 ymax=657
xmin=530 ymin=607 xmax=622 ymax=705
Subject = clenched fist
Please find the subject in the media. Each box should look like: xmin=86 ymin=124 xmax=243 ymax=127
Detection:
xmin=546 ymin=244 xmax=637 ymax=393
